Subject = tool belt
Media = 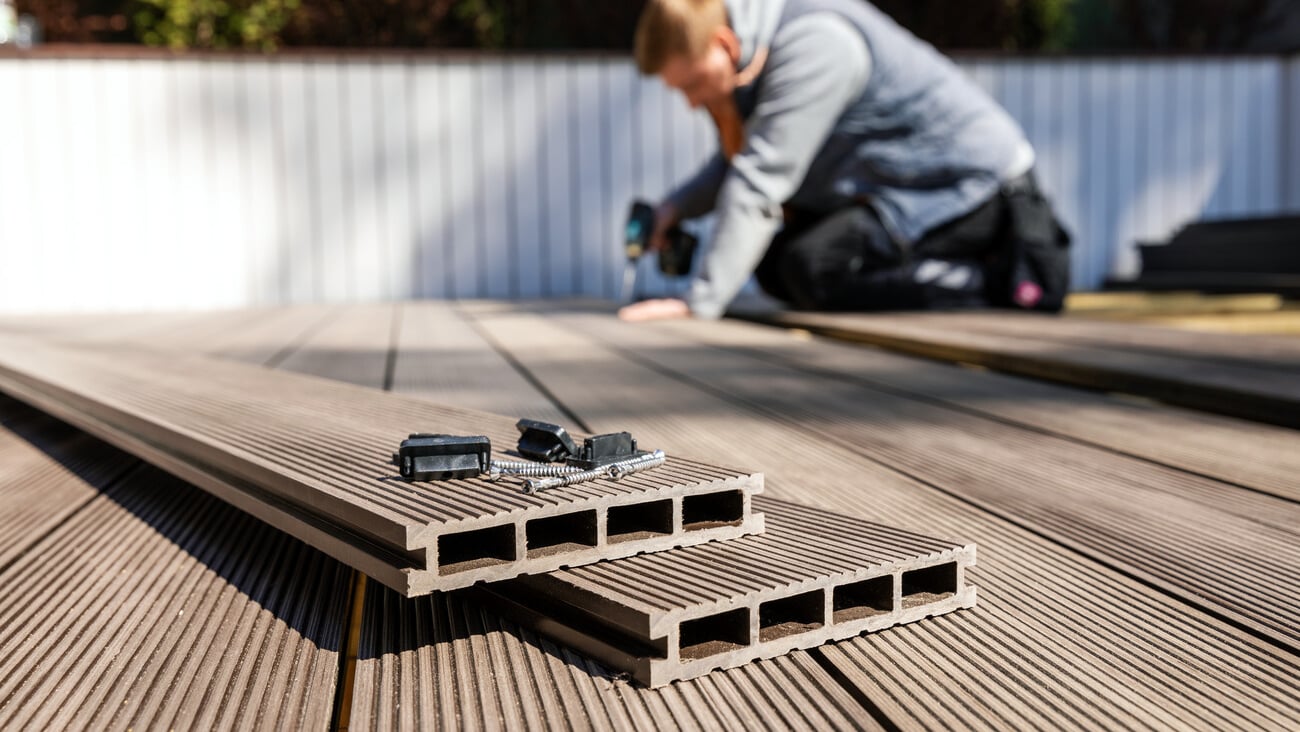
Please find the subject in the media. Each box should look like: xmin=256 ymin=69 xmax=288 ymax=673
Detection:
xmin=982 ymin=172 xmax=1072 ymax=312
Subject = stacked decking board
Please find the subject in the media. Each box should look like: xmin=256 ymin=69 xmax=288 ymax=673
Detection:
xmin=349 ymin=585 xmax=878 ymax=731
xmin=455 ymin=303 xmax=1300 ymax=728
xmin=483 ymin=497 xmax=976 ymax=686
xmin=0 ymin=335 xmax=764 ymax=596
xmin=6 ymin=304 xmax=1300 ymax=727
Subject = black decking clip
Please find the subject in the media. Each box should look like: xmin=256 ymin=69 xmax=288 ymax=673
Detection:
xmin=566 ymin=431 xmax=647 ymax=470
xmin=515 ymin=418 xmax=579 ymax=463
xmin=393 ymin=433 xmax=491 ymax=481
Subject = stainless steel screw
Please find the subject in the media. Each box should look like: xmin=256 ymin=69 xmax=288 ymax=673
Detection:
xmin=607 ymin=449 xmax=666 ymax=479
xmin=522 ymin=450 xmax=667 ymax=494
xmin=487 ymin=460 xmax=583 ymax=482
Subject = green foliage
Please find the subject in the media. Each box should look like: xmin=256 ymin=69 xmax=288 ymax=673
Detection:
xmin=131 ymin=0 xmax=299 ymax=50
xmin=452 ymin=0 xmax=505 ymax=48
xmin=1008 ymin=0 xmax=1077 ymax=51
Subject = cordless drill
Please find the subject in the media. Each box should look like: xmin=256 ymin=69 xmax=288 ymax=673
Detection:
xmin=622 ymin=200 xmax=699 ymax=301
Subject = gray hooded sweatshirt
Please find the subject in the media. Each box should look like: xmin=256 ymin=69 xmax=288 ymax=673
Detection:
xmin=670 ymin=0 xmax=1034 ymax=319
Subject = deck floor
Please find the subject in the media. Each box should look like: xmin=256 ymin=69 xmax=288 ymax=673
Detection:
xmin=1 ymin=301 xmax=1298 ymax=730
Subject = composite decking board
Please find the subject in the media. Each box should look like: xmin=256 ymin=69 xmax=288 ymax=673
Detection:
xmin=274 ymin=302 xmax=397 ymax=390
xmin=737 ymin=309 xmax=1300 ymax=429
xmin=59 ymin=311 xmax=226 ymax=346
xmin=115 ymin=307 xmax=336 ymax=362
xmin=201 ymin=305 xmax=342 ymax=366
xmin=488 ymin=496 xmax=976 ymax=686
xmin=528 ymin=497 xmax=969 ymax=619
xmin=522 ymin=307 xmax=1300 ymax=648
xmin=0 ymin=336 xmax=764 ymax=595
xmin=349 ymin=584 xmax=880 ymax=732
xmin=281 ymin=304 xmax=885 ymax=729
xmin=391 ymin=301 xmax=570 ymax=424
xmin=0 ymin=400 xmax=137 ymax=569
xmin=1121 ymin=310 xmax=1300 ymax=336
xmin=1064 ymin=291 xmax=1285 ymax=315
xmin=0 ymin=322 xmax=355 ymax=729
xmin=0 ymin=458 xmax=350 ymax=731
xmin=464 ymin=305 xmax=1300 ymax=730
xmin=648 ymin=311 xmax=1300 ymax=504
xmin=908 ymin=310 xmax=1300 ymax=371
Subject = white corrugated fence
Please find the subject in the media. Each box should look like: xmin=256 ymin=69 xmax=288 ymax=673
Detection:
xmin=0 ymin=52 xmax=1296 ymax=313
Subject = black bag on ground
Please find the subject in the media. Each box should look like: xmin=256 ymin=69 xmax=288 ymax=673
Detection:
xmin=985 ymin=178 xmax=1072 ymax=313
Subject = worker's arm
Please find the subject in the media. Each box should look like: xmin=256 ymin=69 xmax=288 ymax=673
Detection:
xmin=686 ymin=13 xmax=871 ymax=319
xmin=664 ymin=153 xmax=729 ymax=222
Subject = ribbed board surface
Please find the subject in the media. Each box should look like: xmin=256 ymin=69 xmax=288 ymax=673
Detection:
xmin=392 ymin=301 xmax=570 ymax=424
xmin=0 ymin=336 xmax=763 ymax=595
xmin=464 ymin=305 xmax=1300 ymax=730
xmin=540 ymin=308 xmax=1300 ymax=649
xmin=0 ymin=464 xmax=350 ymax=730
xmin=528 ymin=496 xmax=968 ymax=619
xmin=911 ymin=310 xmax=1300 ymax=369
xmin=494 ymin=496 xmax=975 ymax=686
xmin=740 ymin=309 xmax=1300 ymax=428
xmin=275 ymin=304 xmax=396 ymax=390
xmin=677 ymin=314 xmax=1300 ymax=502
xmin=0 ymin=398 xmax=135 ymax=568
xmin=348 ymin=583 xmax=880 ymax=731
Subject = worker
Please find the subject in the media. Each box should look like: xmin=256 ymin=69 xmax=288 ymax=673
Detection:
xmin=619 ymin=0 xmax=1071 ymax=322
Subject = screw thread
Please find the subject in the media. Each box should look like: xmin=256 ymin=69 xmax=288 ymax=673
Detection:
xmin=522 ymin=450 xmax=667 ymax=494
xmin=487 ymin=460 xmax=583 ymax=481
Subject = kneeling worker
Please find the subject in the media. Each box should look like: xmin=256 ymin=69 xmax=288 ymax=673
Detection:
xmin=620 ymin=0 xmax=1071 ymax=322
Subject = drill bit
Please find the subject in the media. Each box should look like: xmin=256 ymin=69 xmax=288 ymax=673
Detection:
xmin=621 ymin=259 xmax=639 ymax=303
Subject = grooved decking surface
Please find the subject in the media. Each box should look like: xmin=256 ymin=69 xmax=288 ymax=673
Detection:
xmin=738 ymin=308 xmax=1300 ymax=428
xmin=489 ymin=496 xmax=976 ymax=686
xmin=0 ymin=335 xmax=764 ymax=595
xmin=3 ymin=301 xmax=1300 ymax=729
xmin=0 ymin=427 xmax=350 ymax=730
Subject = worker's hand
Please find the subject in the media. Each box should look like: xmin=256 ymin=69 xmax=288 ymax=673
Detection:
xmin=618 ymin=298 xmax=692 ymax=322
xmin=649 ymin=202 xmax=679 ymax=253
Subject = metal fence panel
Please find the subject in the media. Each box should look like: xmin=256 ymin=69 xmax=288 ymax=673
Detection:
xmin=0 ymin=55 xmax=1295 ymax=313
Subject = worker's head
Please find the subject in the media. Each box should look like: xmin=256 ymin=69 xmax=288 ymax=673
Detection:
xmin=635 ymin=0 xmax=740 ymax=109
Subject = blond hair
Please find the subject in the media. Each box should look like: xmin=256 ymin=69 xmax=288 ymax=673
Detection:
xmin=634 ymin=0 xmax=728 ymax=75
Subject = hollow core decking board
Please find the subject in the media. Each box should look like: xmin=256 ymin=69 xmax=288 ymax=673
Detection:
xmin=463 ymin=305 xmax=1300 ymax=730
xmin=505 ymin=307 xmax=1300 ymax=649
xmin=8 ymin=305 xmax=1300 ymax=728
xmin=349 ymin=585 xmax=879 ymax=732
xmin=736 ymin=309 xmax=1300 ymax=429
xmin=267 ymin=303 xmax=885 ymax=730
xmin=0 ymin=336 xmax=764 ymax=595
xmin=0 ymin=459 xmax=351 ymax=731
xmin=486 ymin=497 xmax=976 ymax=687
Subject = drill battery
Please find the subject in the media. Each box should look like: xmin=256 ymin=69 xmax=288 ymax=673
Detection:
xmin=626 ymin=200 xmax=698 ymax=277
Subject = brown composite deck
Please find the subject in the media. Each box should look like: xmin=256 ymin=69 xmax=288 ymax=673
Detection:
xmin=1 ymin=301 xmax=1298 ymax=730
xmin=739 ymin=308 xmax=1300 ymax=429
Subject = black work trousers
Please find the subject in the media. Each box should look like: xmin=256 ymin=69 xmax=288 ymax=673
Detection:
xmin=755 ymin=187 xmax=1010 ymax=312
